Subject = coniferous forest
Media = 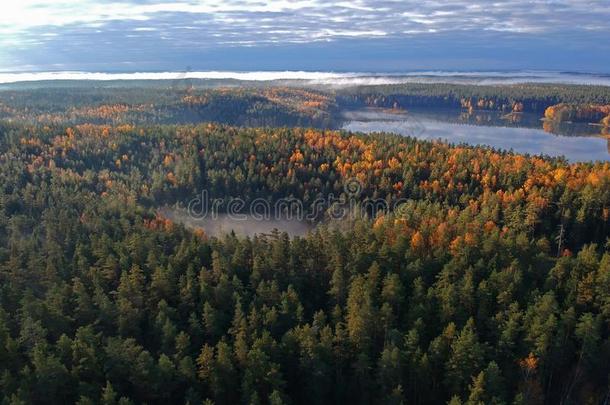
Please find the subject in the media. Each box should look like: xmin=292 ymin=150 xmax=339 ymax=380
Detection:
xmin=0 ymin=84 xmax=609 ymax=405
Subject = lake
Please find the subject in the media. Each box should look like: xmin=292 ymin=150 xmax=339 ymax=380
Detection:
xmin=158 ymin=207 xmax=367 ymax=238
xmin=341 ymin=108 xmax=610 ymax=162
xmin=159 ymin=207 xmax=314 ymax=238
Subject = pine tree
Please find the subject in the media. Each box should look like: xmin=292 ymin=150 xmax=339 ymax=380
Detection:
xmin=445 ymin=319 xmax=484 ymax=396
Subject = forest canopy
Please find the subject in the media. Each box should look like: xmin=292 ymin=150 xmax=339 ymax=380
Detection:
xmin=3 ymin=82 xmax=610 ymax=129
xmin=0 ymin=83 xmax=609 ymax=404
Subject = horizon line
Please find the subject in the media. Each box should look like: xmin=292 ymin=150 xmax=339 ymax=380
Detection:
xmin=1 ymin=70 xmax=610 ymax=87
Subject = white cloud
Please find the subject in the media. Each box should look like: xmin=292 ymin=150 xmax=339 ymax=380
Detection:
xmin=1 ymin=0 xmax=609 ymax=57
xmin=2 ymin=0 xmax=608 ymax=34
xmin=311 ymin=29 xmax=387 ymax=39
xmin=0 ymin=1 xmax=322 ymax=32
xmin=3 ymin=70 xmax=610 ymax=86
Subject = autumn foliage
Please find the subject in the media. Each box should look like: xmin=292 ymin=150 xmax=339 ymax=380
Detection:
xmin=0 ymin=87 xmax=609 ymax=404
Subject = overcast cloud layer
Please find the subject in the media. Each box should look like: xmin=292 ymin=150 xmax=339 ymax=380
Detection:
xmin=1 ymin=0 xmax=609 ymax=72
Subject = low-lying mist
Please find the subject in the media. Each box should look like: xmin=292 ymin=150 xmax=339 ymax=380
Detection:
xmin=159 ymin=207 xmax=314 ymax=238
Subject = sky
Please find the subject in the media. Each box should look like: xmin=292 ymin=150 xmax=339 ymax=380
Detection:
xmin=1 ymin=0 xmax=609 ymax=73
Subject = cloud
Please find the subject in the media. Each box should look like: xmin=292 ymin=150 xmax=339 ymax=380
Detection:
xmin=3 ymin=0 xmax=609 ymax=43
xmin=3 ymin=70 xmax=610 ymax=87
xmin=1 ymin=0 xmax=609 ymax=72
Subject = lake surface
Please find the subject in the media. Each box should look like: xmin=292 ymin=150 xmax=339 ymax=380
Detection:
xmin=160 ymin=207 xmax=314 ymax=238
xmin=341 ymin=108 xmax=610 ymax=162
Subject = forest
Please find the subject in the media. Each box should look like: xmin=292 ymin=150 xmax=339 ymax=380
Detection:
xmin=338 ymin=83 xmax=610 ymax=113
xmin=338 ymin=83 xmax=610 ymax=129
xmin=0 ymin=86 xmax=338 ymax=128
xmin=0 ymin=83 xmax=609 ymax=404
xmin=3 ymin=82 xmax=610 ymax=130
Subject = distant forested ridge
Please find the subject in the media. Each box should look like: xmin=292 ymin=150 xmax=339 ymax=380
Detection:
xmin=4 ymin=82 xmax=610 ymax=131
xmin=0 ymin=116 xmax=609 ymax=404
xmin=0 ymin=86 xmax=339 ymax=128
xmin=337 ymin=83 xmax=610 ymax=116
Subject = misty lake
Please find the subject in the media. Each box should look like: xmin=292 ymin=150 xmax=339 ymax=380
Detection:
xmin=341 ymin=108 xmax=610 ymax=162
xmin=159 ymin=207 xmax=314 ymax=238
